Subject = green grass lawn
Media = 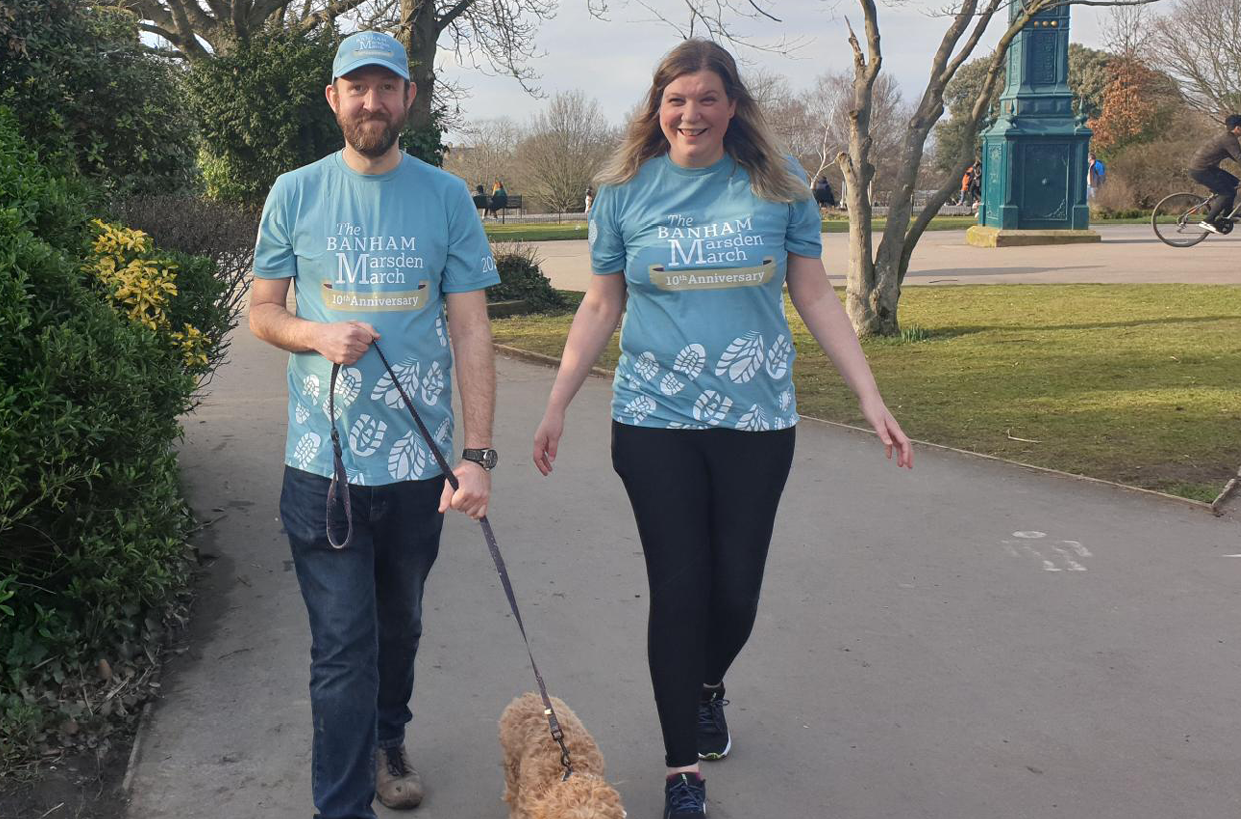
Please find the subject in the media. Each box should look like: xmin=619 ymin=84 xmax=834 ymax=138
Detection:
xmin=485 ymin=216 xmax=1153 ymax=242
xmin=491 ymin=284 xmax=1241 ymax=502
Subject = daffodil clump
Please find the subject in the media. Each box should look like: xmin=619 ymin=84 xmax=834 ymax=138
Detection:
xmin=86 ymin=219 xmax=208 ymax=370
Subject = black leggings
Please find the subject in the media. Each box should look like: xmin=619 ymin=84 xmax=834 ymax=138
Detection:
xmin=611 ymin=421 xmax=796 ymax=767
xmin=1190 ymin=167 xmax=1239 ymax=223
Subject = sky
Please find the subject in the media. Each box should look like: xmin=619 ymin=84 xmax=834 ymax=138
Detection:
xmin=436 ymin=0 xmax=1117 ymax=141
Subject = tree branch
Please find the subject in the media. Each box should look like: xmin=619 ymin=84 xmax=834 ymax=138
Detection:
xmin=436 ymin=0 xmax=476 ymax=33
xmin=746 ymin=0 xmax=780 ymax=22
xmin=296 ymin=0 xmax=373 ymax=32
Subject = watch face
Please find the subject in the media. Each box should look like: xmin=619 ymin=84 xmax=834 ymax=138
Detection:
xmin=466 ymin=449 xmax=498 ymax=469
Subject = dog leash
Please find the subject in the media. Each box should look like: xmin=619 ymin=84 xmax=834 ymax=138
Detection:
xmin=326 ymin=342 xmax=575 ymax=779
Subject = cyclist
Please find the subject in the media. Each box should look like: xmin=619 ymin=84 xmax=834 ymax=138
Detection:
xmin=1190 ymin=113 xmax=1241 ymax=234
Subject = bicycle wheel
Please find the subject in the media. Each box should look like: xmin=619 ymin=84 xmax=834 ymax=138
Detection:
xmin=1151 ymin=192 xmax=1212 ymax=247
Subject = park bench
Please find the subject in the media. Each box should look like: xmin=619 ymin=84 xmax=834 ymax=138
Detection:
xmin=496 ymin=194 xmax=523 ymax=222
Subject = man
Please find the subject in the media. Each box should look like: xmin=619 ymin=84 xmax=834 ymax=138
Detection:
xmin=812 ymin=174 xmax=836 ymax=211
xmin=1087 ymin=151 xmax=1105 ymax=200
xmin=1190 ymin=114 xmax=1241 ymax=234
xmin=249 ymin=31 xmax=501 ymax=819
xmin=968 ymin=158 xmax=982 ymax=208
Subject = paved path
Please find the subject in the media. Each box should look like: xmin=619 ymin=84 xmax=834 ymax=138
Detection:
xmin=529 ymin=225 xmax=1241 ymax=291
xmin=127 ymin=327 xmax=1241 ymax=819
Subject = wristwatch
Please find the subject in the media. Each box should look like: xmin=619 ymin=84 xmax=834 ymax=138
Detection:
xmin=462 ymin=448 xmax=499 ymax=471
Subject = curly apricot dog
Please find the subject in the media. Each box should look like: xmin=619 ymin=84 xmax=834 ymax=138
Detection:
xmin=499 ymin=692 xmax=626 ymax=819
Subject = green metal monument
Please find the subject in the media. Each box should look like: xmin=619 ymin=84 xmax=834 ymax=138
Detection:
xmin=966 ymin=0 xmax=1100 ymax=246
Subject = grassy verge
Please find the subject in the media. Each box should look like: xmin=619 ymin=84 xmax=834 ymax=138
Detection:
xmin=485 ymin=216 xmax=1154 ymax=242
xmin=491 ymin=284 xmax=1241 ymax=502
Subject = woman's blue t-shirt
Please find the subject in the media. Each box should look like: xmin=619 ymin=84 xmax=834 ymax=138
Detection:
xmin=589 ymin=153 xmax=822 ymax=430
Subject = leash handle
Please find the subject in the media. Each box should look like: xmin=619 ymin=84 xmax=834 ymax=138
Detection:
xmin=326 ymin=365 xmax=353 ymax=549
xmin=325 ymin=342 xmax=573 ymax=777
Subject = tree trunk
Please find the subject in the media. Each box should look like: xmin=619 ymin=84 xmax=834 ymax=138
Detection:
xmin=401 ymin=0 xmax=438 ymax=132
xmin=840 ymin=6 xmax=894 ymax=337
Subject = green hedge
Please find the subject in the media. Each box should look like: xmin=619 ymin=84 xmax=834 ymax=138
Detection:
xmin=0 ymin=0 xmax=198 ymax=196
xmin=0 ymin=109 xmax=224 ymax=767
xmin=187 ymin=27 xmax=447 ymax=207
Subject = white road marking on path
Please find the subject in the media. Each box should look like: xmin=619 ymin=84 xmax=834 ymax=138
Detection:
xmin=1004 ymin=532 xmax=1090 ymax=572
xmin=1061 ymin=540 xmax=1092 ymax=558
xmin=1050 ymin=544 xmax=1088 ymax=571
xmin=1021 ymin=544 xmax=1062 ymax=572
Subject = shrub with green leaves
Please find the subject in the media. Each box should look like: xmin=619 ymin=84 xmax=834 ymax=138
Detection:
xmin=109 ymin=195 xmax=261 ymax=381
xmin=0 ymin=0 xmax=198 ymax=196
xmin=0 ymin=109 xmax=217 ymax=768
xmin=487 ymin=242 xmax=567 ymax=313
xmin=186 ymin=27 xmax=447 ymax=207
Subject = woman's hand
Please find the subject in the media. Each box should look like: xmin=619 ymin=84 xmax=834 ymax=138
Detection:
xmin=859 ymin=394 xmax=914 ymax=469
xmin=533 ymin=409 xmax=566 ymax=476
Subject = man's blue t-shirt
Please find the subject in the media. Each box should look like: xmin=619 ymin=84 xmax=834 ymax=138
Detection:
xmin=254 ymin=151 xmax=499 ymax=485
xmin=589 ymin=153 xmax=822 ymax=430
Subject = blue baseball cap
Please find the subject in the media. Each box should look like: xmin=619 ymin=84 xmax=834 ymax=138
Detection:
xmin=332 ymin=31 xmax=409 ymax=81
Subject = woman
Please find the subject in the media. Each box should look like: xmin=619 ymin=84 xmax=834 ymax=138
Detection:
xmin=490 ymin=179 xmax=509 ymax=218
xmin=532 ymin=39 xmax=912 ymax=818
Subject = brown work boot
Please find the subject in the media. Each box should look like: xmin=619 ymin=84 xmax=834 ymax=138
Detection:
xmin=375 ymin=745 xmax=424 ymax=809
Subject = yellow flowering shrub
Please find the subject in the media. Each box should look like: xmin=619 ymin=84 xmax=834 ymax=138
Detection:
xmin=85 ymin=219 xmax=208 ymax=370
xmin=169 ymin=325 xmax=210 ymax=370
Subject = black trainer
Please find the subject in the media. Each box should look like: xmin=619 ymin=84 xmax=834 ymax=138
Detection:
xmin=664 ymin=772 xmax=707 ymax=818
xmin=697 ymin=685 xmax=731 ymax=760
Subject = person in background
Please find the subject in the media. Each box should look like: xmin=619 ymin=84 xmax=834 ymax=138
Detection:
xmin=473 ymin=183 xmax=489 ymax=217
xmin=1189 ymin=114 xmax=1241 ymax=234
xmin=490 ymin=179 xmax=509 ymax=218
xmin=1087 ymin=151 xmax=1105 ymax=200
xmin=812 ymin=174 xmax=836 ymax=211
xmin=585 ymin=186 xmax=595 ymax=214
xmin=959 ymin=164 xmax=973 ymax=206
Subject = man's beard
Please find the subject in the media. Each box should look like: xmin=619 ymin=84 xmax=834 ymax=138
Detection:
xmin=339 ymin=106 xmax=408 ymax=158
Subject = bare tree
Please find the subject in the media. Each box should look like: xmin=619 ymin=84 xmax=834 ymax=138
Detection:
xmin=377 ymin=0 xmax=558 ymax=137
xmin=624 ymin=0 xmax=808 ymax=55
xmin=747 ymin=69 xmax=821 ymax=167
xmin=117 ymin=0 xmax=804 ymax=137
xmin=105 ymin=0 xmax=559 ymax=132
xmin=444 ymin=116 xmax=524 ymax=191
xmin=837 ymin=0 xmax=1161 ymax=336
xmin=515 ymin=91 xmax=617 ymax=214
xmin=1104 ymin=3 xmax=1154 ymax=60
xmin=805 ymin=70 xmax=906 ymax=199
xmin=100 ymin=0 xmax=376 ymax=59
xmin=1149 ymin=0 xmax=1241 ymax=114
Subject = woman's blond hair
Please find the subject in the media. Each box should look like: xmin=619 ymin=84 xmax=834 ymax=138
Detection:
xmin=596 ymin=39 xmax=809 ymax=203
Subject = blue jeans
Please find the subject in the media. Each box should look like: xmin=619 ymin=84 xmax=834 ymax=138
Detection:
xmin=280 ymin=466 xmax=445 ymax=819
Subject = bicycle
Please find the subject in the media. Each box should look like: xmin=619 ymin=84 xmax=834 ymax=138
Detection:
xmin=1151 ymin=189 xmax=1241 ymax=247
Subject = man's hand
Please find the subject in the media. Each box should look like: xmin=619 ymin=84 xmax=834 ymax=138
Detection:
xmin=316 ymin=320 xmax=380 ymax=365
xmin=438 ymin=460 xmax=491 ymax=520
